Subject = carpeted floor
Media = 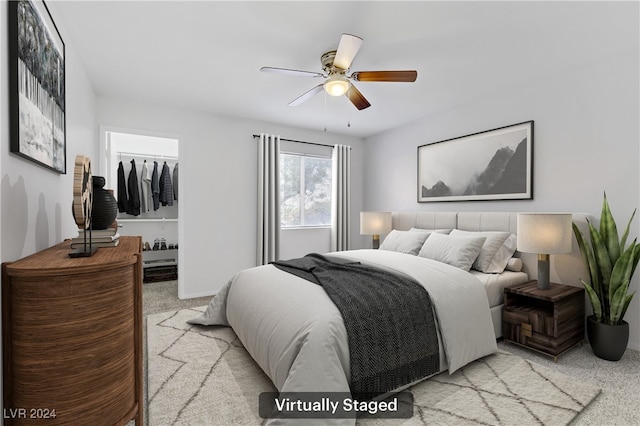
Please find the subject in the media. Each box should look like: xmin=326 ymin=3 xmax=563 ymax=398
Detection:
xmin=144 ymin=280 xmax=212 ymax=317
xmin=142 ymin=281 xmax=211 ymax=425
xmin=148 ymin=307 xmax=603 ymax=426
xmin=142 ymin=281 xmax=640 ymax=426
xmin=496 ymin=341 xmax=640 ymax=425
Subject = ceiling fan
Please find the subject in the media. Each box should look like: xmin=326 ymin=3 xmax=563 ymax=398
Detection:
xmin=260 ymin=33 xmax=417 ymax=110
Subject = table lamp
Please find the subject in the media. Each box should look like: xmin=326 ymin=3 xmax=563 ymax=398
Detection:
xmin=360 ymin=211 xmax=392 ymax=249
xmin=517 ymin=213 xmax=573 ymax=290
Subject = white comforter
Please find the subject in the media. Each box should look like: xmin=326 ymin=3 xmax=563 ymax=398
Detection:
xmin=189 ymin=250 xmax=497 ymax=424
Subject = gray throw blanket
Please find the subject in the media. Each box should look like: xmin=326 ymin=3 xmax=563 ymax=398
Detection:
xmin=272 ymin=253 xmax=440 ymax=399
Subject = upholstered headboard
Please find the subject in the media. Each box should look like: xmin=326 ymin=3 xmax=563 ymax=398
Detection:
xmin=392 ymin=211 xmax=456 ymax=230
xmin=391 ymin=211 xmax=518 ymax=233
xmin=390 ymin=211 xmax=590 ymax=287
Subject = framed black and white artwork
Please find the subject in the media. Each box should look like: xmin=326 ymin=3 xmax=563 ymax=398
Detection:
xmin=8 ymin=0 xmax=66 ymax=174
xmin=417 ymin=121 xmax=533 ymax=202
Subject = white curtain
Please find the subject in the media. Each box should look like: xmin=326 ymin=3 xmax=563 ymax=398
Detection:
xmin=257 ymin=133 xmax=281 ymax=265
xmin=331 ymin=144 xmax=351 ymax=251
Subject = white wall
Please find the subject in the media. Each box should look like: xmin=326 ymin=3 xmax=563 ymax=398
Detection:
xmin=363 ymin=10 xmax=640 ymax=350
xmin=95 ymin=97 xmax=365 ymax=298
xmin=1 ymin=1 xmax=98 ymax=262
xmin=281 ymin=228 xmax=332 ymax=260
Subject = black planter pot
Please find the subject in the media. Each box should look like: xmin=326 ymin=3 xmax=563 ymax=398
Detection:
xmin=91 ymin=176 xmax=118 ymax=230
xmin=586 ymin=315 xmax=629 ymax=361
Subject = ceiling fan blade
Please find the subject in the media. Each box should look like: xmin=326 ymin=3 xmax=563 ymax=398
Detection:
xmin=346 ymin=84 xmax=371 ymax=110
xmin=351 ymin=70 xmax=417 ymax=82
xmin=333 ymin=33 xmax=363 ymax=70
xmin=288 ymin=84 xmax=325 ymax=106
xmin=261 ymin=67 xmax=324 ymax=78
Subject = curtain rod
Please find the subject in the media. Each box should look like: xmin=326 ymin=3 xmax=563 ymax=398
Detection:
xmin=252 ymin=134 xmax=350 ymax=150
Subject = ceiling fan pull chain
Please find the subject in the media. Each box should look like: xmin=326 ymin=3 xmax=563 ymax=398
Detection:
xmin=323 ymin=90 xmax=327 ymax=132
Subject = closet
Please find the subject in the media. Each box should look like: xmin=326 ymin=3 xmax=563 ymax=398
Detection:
xmin=103 ymin=130 xmax=180 ymax=282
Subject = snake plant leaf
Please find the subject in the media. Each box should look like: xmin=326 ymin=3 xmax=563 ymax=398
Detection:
xmin=573 ymin=222 xmax=600 ymax=296
xmin=618 ymin=292 xmax=635 ymax=325
xmin=588 ymin=220 xmax=612 ymax=298
xmin=609 ymin=240 xmax=636 ymax=303
xmin=600 ymin=193 xmax=621 ymax=263
xmin=619 ymin=208 xmax=636 ymax=252
xmin=610 ymin=280 xmax=630 ymax=324
xmin=581 ymin=278 xmax=603 ymax=322
xmin=632 ymin=242 xmax=640 ymax=273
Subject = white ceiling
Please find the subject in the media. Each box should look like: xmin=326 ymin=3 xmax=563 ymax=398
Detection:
xmin=51 ymin=1 xmax=637 ymax=138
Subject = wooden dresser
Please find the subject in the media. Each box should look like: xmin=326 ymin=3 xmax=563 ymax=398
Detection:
xmin=2 ymin=236 xmax=143 ymax=425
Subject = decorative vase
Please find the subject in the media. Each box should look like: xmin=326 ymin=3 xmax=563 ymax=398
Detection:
xmin=587 ymin=315 xmax=629 ymax=361
xmin=91 ymin=176 xmax=118 ymax=230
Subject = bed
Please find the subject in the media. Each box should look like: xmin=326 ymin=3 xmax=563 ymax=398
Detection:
xmin=384 ymin=211 xmax=530 ymax=337
xmin=189 ymin=211 xmax=532 ymax=424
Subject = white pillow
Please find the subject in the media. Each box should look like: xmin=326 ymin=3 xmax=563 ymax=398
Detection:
xmin=505 ymin=257 xmax=523 ymax=272
xmin=418 ymin=232 xmax=486 ymax=271
xmin=449 ymin=230 xmax=517 ymax=273
xmin=409 ymin=227 xmax=452 ymax=235
xmin=379 ymin=230 xmax=431 ymax=255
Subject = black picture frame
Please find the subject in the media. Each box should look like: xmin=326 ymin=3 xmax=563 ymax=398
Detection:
xmin=417 ymin=121 xmax=533 ymax=202
xmin=8 ymin=0 xmax=66 ymax=174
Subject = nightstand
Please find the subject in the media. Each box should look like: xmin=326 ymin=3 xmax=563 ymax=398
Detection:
xmin=503 ymin=280 xmax=584 ymax=361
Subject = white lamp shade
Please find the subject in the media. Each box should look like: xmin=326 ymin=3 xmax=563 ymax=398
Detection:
xmin=517 ymin=213 xmax=573 ymax=254
xmin=360 ymin=211 xmax=392 ymax=235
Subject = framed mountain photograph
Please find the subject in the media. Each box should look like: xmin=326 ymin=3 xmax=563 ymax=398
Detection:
xmin=417 ymin=121 xmax=533 ymax=202
xmin=8 ymin=0 xmax=66 ymax=174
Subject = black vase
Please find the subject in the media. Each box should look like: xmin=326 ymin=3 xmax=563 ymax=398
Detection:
xmin=587 ymin=315 xmax=629 ymax=361
xmin=91 ymin=176 xmax=118 ymax=230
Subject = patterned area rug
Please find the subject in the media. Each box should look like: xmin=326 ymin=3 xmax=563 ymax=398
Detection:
xmin=147 ymin=307 xmax=601 ymax=425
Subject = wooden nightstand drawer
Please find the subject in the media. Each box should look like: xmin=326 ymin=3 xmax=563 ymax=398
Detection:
xmin=503 ymin=280 xmax=584 ymax=361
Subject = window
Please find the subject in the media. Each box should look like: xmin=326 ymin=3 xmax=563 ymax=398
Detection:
xmin=280 ymin=153 xmax=332 ymax=227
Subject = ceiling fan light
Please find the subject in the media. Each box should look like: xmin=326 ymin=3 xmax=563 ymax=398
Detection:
xmin=324 ymin=77 xmax=350 ymax=97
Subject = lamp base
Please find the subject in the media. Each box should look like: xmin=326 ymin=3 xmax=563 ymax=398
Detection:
xmin=537 ymin=254 xmax=550 ymax=290
xmin=372 ymin=234 xmax=380 ymax=249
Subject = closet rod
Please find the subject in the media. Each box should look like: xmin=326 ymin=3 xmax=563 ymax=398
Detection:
xmin=117 ymin=151 xmax=178 ymax=160
xmin=251 ymin=134 xmax=351 ymax=150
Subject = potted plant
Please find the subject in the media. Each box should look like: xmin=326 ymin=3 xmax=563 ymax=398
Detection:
xmin=572 ymin=193 xmax=639 ymax=361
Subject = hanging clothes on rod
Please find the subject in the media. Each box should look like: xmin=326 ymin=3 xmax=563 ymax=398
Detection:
xmin=117 ymin=160 xmax=129 ymax=213
xmin=127 ymin=159 xmax=141 ymax=216
xmin=173 ymin=163 xmax=179 ymax=201
xmin=159 ymin=161 xmax=174 ymax=206
xmin=140 ymin=160 xmax=152 ymax=213
xmin=115 ymin=151 xmax=178 ymax=216
xmin=152 ymin=161 xmax=160 ymax=211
